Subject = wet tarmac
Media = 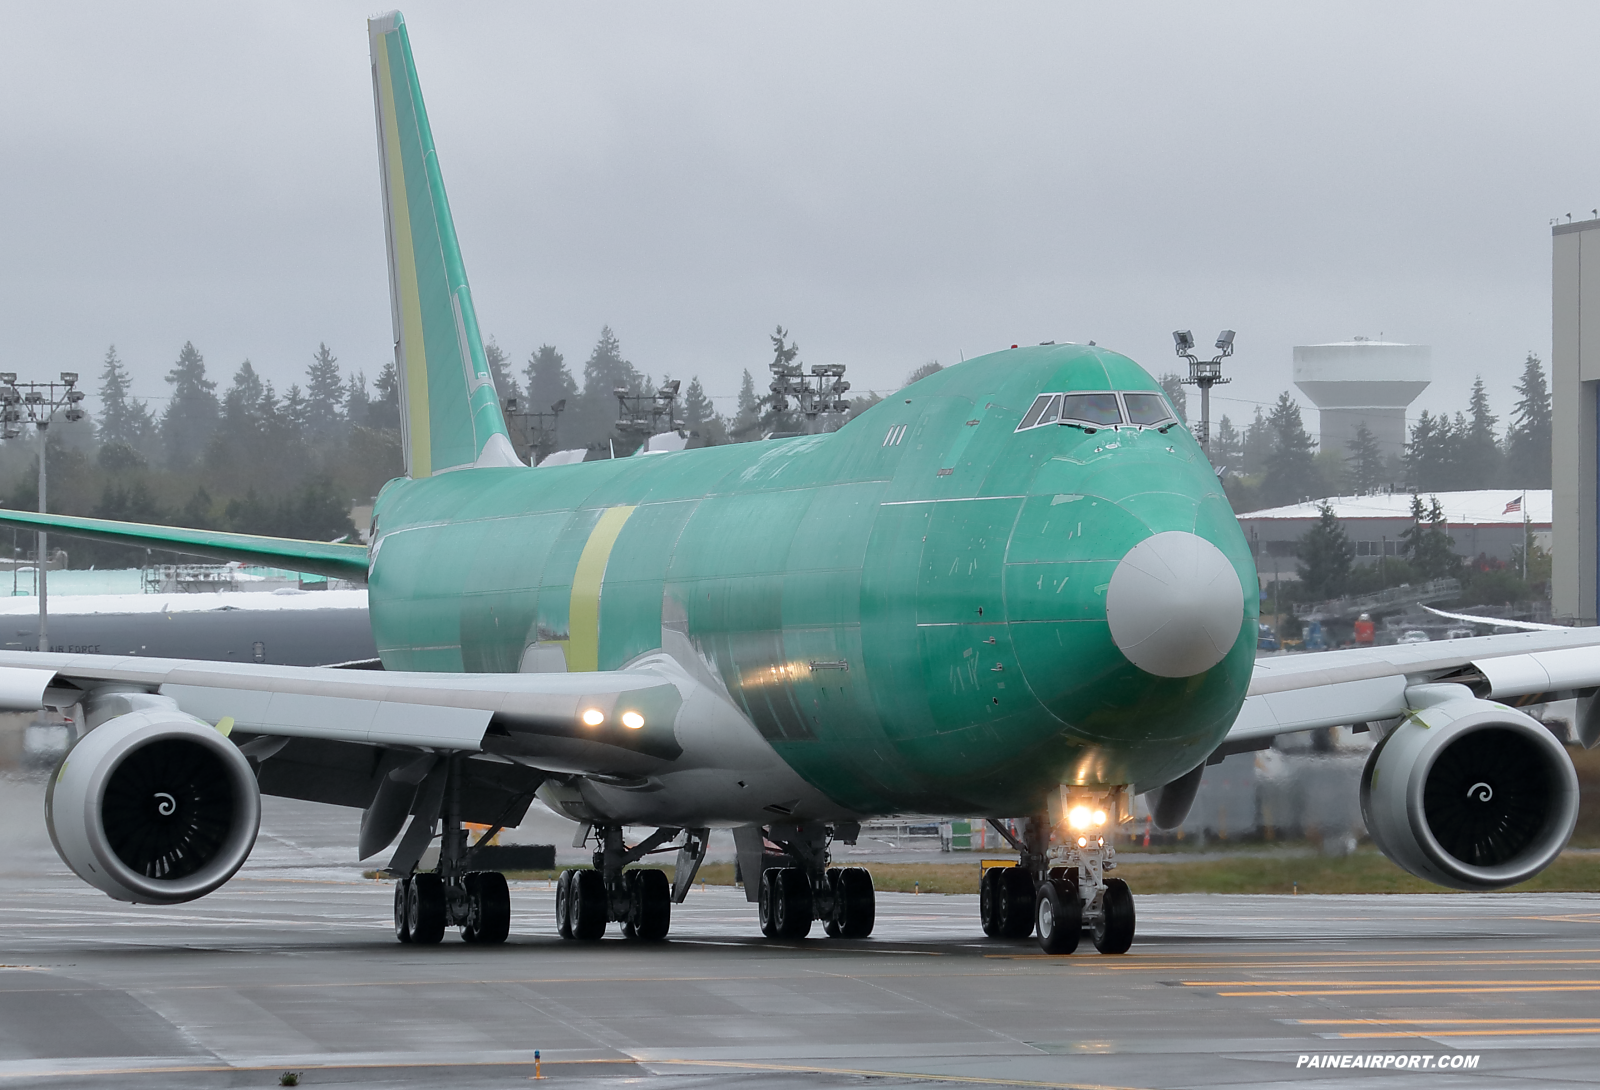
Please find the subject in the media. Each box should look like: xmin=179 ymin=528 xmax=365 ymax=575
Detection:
xmin=2 ymin=782 xmax=1599 ymax=1088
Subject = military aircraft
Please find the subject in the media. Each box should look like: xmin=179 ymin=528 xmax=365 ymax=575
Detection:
xmin=9 ymin=11 xmax=1599 ymax=955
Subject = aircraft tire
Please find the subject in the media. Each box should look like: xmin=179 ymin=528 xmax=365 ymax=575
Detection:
xmin=823 ymin=869 xmax=843 ymax=937
xmin=555 ymin=869 xmax=575 ymax=939
xmin=394 ymin=876 xmax=413 ymax=943
xmin=631 ymin=868 xmax=671 ymax=941
xmin=572 ymin=869 xmax=608 ymax=940
xmin=461 ymin=871 xmax=510 ymax=945
xmin=1035 ymin=879 xmax=1081 ymax=955
xmin=998 ymin=867 xmax=1036 ymax=939
xmin=773 ymin=868 xmax=813 ymax=939
xmin=979 ymin=867 xmax=1003 ymax=936
xmin=836 ymin=867 xmax=875 ymax=938
xmin=758 ymin=869 xmax=780 ymax=938
xmin=407 ymin=872 xmax=447 ymax=945
xmin=1092 ymin=878 xmax=1135 ymax=955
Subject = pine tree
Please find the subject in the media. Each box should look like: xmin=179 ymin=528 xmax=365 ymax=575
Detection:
xmin=1260 ymin=393 xmax=1318 ymax=507
xmin=1347 ymin=421 xmax=1384 ymax=494
xmin=160 ymin=341 xmax=219 ymax=469
xmin=732 ymin=368 xmax=761 ymax=439
xmin=1158 ymin=373 xmax=1188 ymax=422
xmin=1458 ymin=376 xmax=1502 ymax=487
xmin=904 ymin=360 xmax=943 ymax=387
xmin=1241 ymin=406 xmax=1271 ymax=476
xmin=1211 ymin=414 xmax=1242 ymax=468
xmin=345 ymin=371 xmax=370 ymax=428
xmin=96 ymin=345 xmax=156 ymax=457
xmin=302 ymin=343 xmax=345 ymax=442
xmin=683 ymin=376 xmax=714 ymax=430
xmin=1297 ymin=501 xmax=1354 ymax=600
xmin=524 ymin=345 xmax=577 ymax=413
xmin=484 ymin=338 xmax=521 ymax=402
xmin=1400 ymin=494 xmax=1458 ymax=579
xmin=369 ymin=362 xmax=401 ymax=432
xmin=1405 ymin=410 xmax=1464 ymax=492
xmin=1506 ymin=352 xmax=1552 ymax=488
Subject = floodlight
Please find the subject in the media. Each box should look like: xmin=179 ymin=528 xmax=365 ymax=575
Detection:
xmin=1172 ymin=330 xmax=1194 ymax=354
xmin=503 ymin=397 xmax=518 ymax=412
xmin=1214 ymin=330 xmax=1235 ymax=354
xmin=551 ymin=399 xmax=566 ymax=413
xmin=0 ymin=373 xmax=14 ymax=386
xmin=60 ymin=372 xmax=77 ymax=385
xmin=661 ymin=380 xmax=680 ymax=396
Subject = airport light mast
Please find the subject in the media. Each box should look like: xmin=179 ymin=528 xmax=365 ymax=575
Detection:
xmin=502 ymin=396 xmax=565 ymax=465
xmin=0 ymin=373 xmax=85 ymax=653
xmin=1174 ymin=329 xmax=1234 ymax=453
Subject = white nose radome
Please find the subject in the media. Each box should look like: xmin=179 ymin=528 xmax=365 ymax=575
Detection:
xmin=1105 ymin=531 xmax=1244 ymax=678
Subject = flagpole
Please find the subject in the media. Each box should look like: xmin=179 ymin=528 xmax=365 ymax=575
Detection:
xmin=1523 ymin=494 xmax=1529 ymax=581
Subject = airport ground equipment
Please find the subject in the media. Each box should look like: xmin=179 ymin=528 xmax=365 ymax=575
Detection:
xmin=9 ymin=10 xmax=1600 ymax=956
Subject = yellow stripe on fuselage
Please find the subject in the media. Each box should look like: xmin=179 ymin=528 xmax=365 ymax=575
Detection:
xmin=374 ymin=34 xmax=432 ymax=479
xmin=567 ymin=506 xmax=636 ymax=672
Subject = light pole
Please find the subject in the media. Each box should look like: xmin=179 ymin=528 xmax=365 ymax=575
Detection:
xmin=1173 ymin=329 xmax=1234 ymax=451
xmin=0 ymin=372 xmax=86 ymax=653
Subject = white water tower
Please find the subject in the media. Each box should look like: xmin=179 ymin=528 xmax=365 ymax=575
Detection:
xmin=1292 ymin=339 xmax=1431 ymax=461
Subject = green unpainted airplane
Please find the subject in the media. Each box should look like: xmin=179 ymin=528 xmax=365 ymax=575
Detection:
xmin=8 ymin=11 xmax=1600 ymax=955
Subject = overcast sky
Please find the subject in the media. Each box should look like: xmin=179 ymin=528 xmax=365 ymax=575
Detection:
xmin=0 ymin=2 xmax=1593 ymax=434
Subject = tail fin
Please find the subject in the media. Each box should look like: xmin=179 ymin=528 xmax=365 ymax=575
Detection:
xmin=368 ymin=11 xmax=519 ymax=477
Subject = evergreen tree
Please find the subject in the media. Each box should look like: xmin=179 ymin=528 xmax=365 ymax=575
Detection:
xmin=1260 ymin=393 xmax=1318 ymax=507
xmin=904 ymin=360 xmax=943 ymax=387
xmin=1458 ymin=376 xmax=1502 ymax=487
xmin=1347 ymin=421 xmax=1384 ymax=494
xmin=683 ymin=376 xmax=714 ymax=430
xmin=1158 ymin=373 xmax=1188 ymax=422
xmin=1211 ymin=414 xmax=1242 ymax=468
xmin=569 ymin=326 xmax=638 ymax=444
xmin=1400 ymin=494 xmax=1458 ymax=578
xmin=1505 ymin=351 xmax=1552 ymax=488
xmin=345 ymin=371 xmax=370 ymax=429
xmin=484 ymin=338 xmax=520 ymax=402
xmin=369 ymin=361 xmax=401 ymax=432
xmin=1297 ymin=501 xmax=1354 ymax=600
xmin=302 ymin=343 xmax=345 ymax=442
xmin=96 ymin=345 xmax=155 ymax=453
xmin=524 ymin=344 xmax=577 ymax=413
xmin=160 ymin=341 xmax=219 ymax=469
xmin=732 ymin=368 xmax=761 ymax=439
xmin=1240 ymin=406 xmax=1271 ymax=476
xmin=1405 ymin=410 xmax=1463 ymax=492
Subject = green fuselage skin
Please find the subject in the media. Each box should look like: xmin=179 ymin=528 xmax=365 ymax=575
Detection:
xmin=367 ymin=345 xmax=1259 ymax=817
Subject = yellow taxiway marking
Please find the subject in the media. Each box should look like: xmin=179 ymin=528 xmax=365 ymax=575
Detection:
xmin=1219 ymin=985 xmax=1600 ymax=996
xmin=644 ymin=1060 xmax=1151 ymax=1089
xmin=1185 ymin=978 xmax=1600 ymax=987
xmin=1327 ymin=1028 xmax=1600 ymax=1038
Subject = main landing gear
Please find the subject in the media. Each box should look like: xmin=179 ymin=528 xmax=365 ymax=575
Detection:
xmin=738 ymin=822 xmax=875 ymax=940
xmin=393 ymin=756 xmax=512 ymax=945
xmin=982 ymin=802 xmax=1138 ymax=956
xmin=555 ymin=824 xmax=709 ymax=942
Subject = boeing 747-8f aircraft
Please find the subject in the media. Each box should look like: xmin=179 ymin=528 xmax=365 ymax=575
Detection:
xmin=7 ymin=12 xmax=1597 ymax=955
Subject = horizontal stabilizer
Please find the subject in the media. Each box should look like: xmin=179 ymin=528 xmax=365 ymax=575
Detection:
xmin=0 ymin=509 xmax=369 ymax=582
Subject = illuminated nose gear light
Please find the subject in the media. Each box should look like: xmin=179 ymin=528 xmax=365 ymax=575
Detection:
xmin=1068 ymin=805 xmax=1092 ymax=830
xmin=621 ymin=711 xmax=645 ymax=730
xmin=581 ymin=708 xmax=605 ymax=727
xmin=1092 ymin=809 xmax=1107 ymax=826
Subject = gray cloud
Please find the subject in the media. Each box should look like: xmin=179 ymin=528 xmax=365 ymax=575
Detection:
xmin=0 ymin=2 xmax=1591 ymax=429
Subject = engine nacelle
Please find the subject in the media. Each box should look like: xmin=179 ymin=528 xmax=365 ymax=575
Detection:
xmin=46 ymin=709 xmax=261 ymax=904
xmin=1360 ymin=685 xmax=1578 ymax=891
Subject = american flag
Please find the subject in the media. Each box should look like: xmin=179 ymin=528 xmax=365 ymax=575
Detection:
xmin=1503 ymin=495 xmax=1523 ymax=515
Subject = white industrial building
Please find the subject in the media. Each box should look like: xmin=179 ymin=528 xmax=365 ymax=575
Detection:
xmin=1293 ymin=340 xmax=1432 ymax=461
xmin=1237 ymin=490 xmax=1550 ymax=583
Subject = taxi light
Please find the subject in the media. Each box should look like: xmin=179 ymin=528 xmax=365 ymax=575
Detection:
xmin=1092 ymin=809 xmax=1107 ymax=827
xmin=1097 ymin=836 xmax=1104 ymax=847
xmin=1067 ymin=805 xmax=1092 ymax=830
xmin=621 ymin=711 xmax=645 ymax=730
xmin=1076 ymin=836 xmax=1088 ymax=848
xmin=581 ymin=708 xmax=605 ymax=727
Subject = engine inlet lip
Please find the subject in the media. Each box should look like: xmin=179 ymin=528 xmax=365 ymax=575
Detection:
xmin=78 ymin=716 xmax=260 ymax=905
xmin=1404 ymin=714 xmax=1578 ymax=889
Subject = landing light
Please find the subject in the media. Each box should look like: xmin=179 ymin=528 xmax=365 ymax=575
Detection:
xmin=581 ymin=708 xmax=605 ymax=727
xmin=1077 ymin=836 xmax=1088 ymax=848
xmin=1092 ymin=809 xmax=1107 ymax=827
xmin=1067 ymin=805 xmax=1092 ymax=830
xmin=621 ymin=711 xmax=645 ymax=730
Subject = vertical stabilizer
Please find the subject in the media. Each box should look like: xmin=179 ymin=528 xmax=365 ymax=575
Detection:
xmin=368 ymin=11 xmax=519 ymax=477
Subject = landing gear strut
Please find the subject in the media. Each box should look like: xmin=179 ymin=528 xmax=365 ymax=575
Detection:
xmin=556 ymin=824 xmax=707 ymax=941
xmin=984 ymin=788 xmax=1138 ymax=956
xmin=392 ymin=755 xmax=513 ymax=945
xmin=738 ymin=821 xmax=874 ymax=940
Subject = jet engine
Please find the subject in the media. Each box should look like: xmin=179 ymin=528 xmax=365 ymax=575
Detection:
xmin=46 ymin=709 xmax=260 ymax=904
xmin=1360 ymin=685 xmax=1578 ymax=891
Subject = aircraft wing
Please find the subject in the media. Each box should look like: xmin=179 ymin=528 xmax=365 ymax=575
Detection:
xmin=0 ymin=648 xmax=682 ymax=770
xmin=1223 ymin=626 xmax=1600 ymax=754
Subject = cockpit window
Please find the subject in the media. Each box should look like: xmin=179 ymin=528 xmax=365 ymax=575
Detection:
xmin=1059 ymin=393 xmax=1122 ymax=427
xmin=1122 ymin=392 xmax=1176 ymax=427
xmin=1019 ymin=393 xmax=1059 ymax=429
